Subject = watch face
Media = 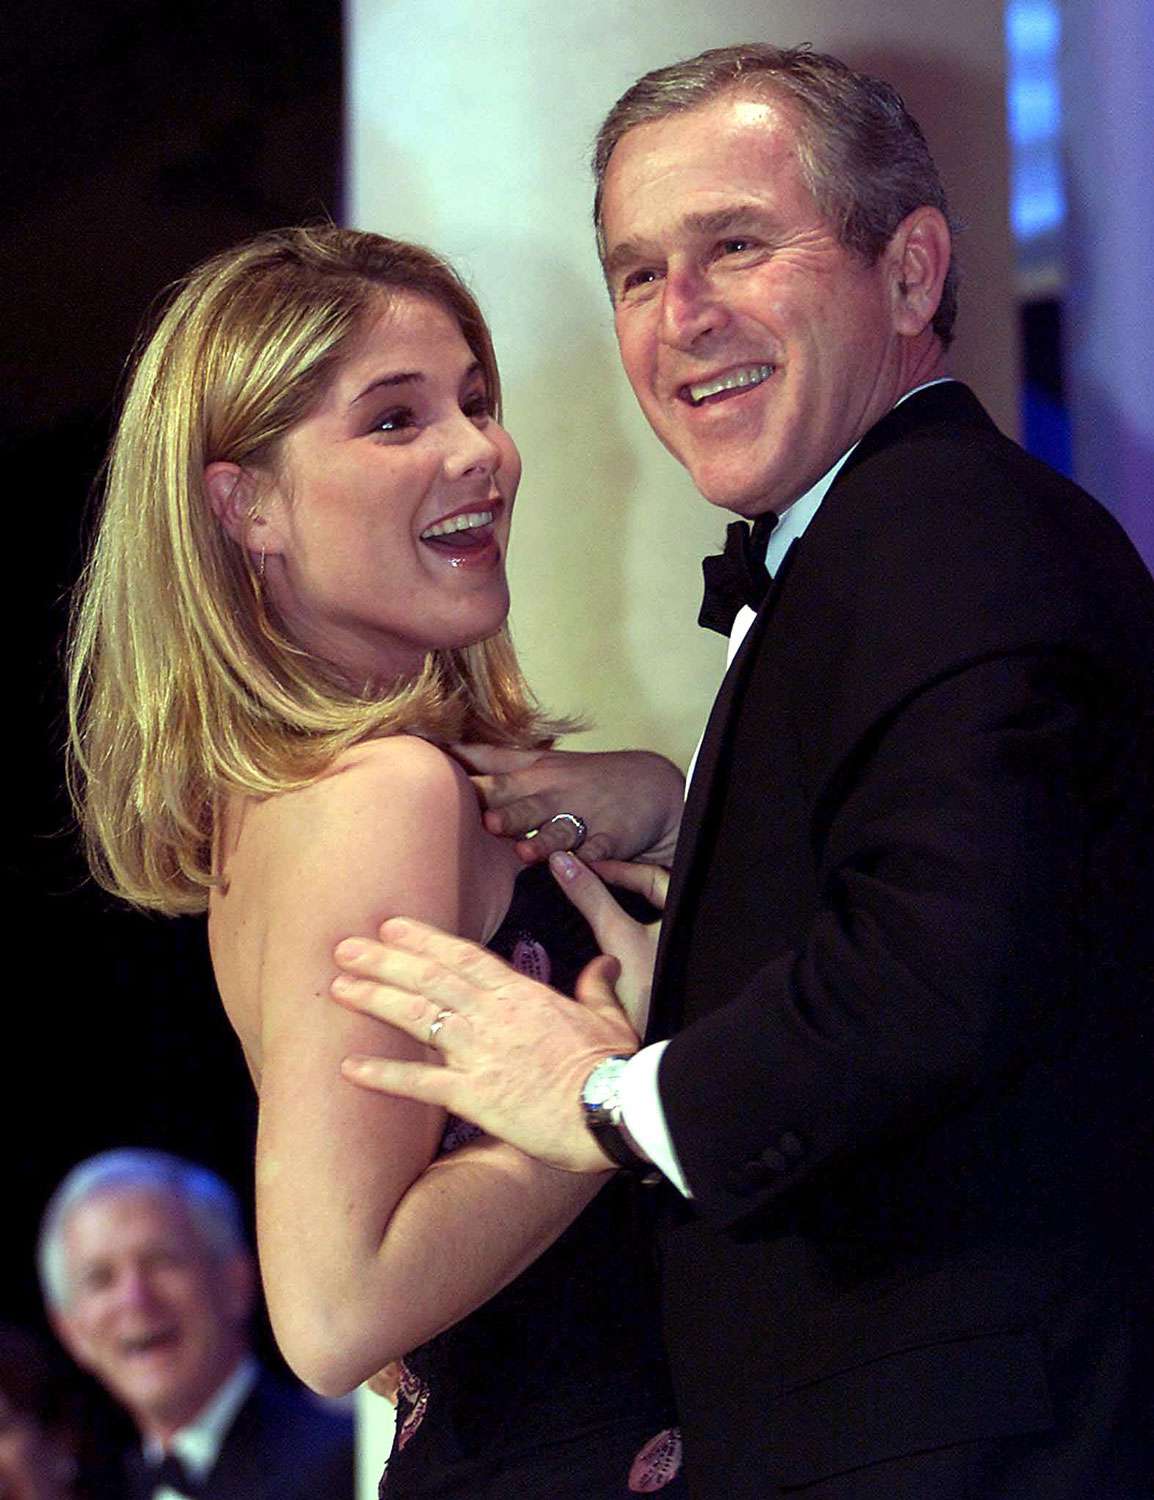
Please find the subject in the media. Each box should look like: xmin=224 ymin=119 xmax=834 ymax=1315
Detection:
xmin=583 ymin=1057 xmax=628 ymax=1111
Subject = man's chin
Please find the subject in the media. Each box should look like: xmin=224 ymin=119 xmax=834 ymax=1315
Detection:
xmin=107 ymin=1362 xmax=190 ymax=1420
xmin=698 ymin=478 xmax=782 ymax=517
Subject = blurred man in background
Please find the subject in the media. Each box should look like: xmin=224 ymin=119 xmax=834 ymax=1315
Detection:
xmin=39 ymin=1150 xmax=354 ymax=1500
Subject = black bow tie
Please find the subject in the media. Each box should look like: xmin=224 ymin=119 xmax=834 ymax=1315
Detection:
xmin=147 ymin=1452 xmax=201 ymax=1497
xmin=698 ymin=514 xmax=778 ymax=636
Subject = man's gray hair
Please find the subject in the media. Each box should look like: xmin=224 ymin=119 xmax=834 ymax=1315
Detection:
xmin=38 ymin=1149 xmax=247 ymax=1311
xmin=592 ymin=43 xmax=959 ymax=346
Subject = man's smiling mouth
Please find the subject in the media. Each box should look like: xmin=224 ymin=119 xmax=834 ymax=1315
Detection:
xmin=682 ymin=364 xmax=775 ymax=407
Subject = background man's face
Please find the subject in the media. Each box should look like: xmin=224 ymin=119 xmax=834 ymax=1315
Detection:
xmin=601 ymin=94 xmax=907 ymax=516
xmin=52 ymin=1188 xmax=252 ymax=1438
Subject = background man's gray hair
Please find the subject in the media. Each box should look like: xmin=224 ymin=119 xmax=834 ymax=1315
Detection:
xmin=38 ymin=1148 xmax=247 ymax=1311
xmin=592 ymin=42 xmax=959 ymax=347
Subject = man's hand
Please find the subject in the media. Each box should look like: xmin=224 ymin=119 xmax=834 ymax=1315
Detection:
xmin=451 ymin=745 xmax=684 ymax=865
xmin=331 ymin=918 xmax=641 ymax=1173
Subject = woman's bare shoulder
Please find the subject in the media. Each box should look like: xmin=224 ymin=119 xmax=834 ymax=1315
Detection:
xmin=221 ymin=735 xmax=514 ymax=947
xmin=255 ymin=735 xmax=478 ymax=843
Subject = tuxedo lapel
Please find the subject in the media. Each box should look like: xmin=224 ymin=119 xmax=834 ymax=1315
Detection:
xmin=647 ymin=540 xmax=802 ymax=1041
xmin=122 ymin=1447 xmax=152 ymax=1500
xmin=195 ymin=1386 xmax=260 ymax=1500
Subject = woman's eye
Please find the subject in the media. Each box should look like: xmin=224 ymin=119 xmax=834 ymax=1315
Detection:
xmin=374 ymin=407 xmax=416 ymax=434
xmin=462 ymin=392 xmax=493 ymax=422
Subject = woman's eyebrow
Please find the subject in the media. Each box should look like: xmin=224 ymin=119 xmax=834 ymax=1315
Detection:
xmin=349 ymin=371 xmax=424 ymax=407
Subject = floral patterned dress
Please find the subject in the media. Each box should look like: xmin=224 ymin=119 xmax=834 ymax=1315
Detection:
xmin=381 ymin=863 xmax=684 ymax=1498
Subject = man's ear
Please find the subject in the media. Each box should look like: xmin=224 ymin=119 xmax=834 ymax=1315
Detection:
xmin=887 ymin=206 xmax=951 ymax=338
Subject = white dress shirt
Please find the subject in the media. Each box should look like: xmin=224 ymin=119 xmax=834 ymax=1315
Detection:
xmin=619 ymin=382 xmax=953 ymax=1196
xmin=143 ymin=1356 xmax=257 ymax=1497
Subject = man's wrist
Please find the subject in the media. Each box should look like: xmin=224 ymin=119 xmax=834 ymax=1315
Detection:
xmin=580 ymin=1056 xmax=662 ymax=1184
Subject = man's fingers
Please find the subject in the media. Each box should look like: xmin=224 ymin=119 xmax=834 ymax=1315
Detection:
xmin=331 ymin=972 xmax=447 ymax=1037
xmin=589 ymin=859 xmax=670 ymax=912
xmin=343 ymin=918 xmax=519 ymax=992
xmin=342 ymin=1055 xmax=459 ymax=1110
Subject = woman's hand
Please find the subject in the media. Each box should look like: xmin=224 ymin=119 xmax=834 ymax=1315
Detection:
xmin=549 ymin=853 xmax=668 ymax=1036
xmin=451 ymin=745 xmax=684 ymax=865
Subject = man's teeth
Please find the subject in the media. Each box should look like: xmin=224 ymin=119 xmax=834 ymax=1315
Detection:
xmin=421 ymin=509 xmax=494 ymax=540
xmin=123 ymin=1332 xmax=175 ymax=1353
xmin=687 ymin=364 xmax=774 ymax=405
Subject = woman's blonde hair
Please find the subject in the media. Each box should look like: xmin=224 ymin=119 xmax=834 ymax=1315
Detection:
xmin=68 ymin=225 xmax=568 ymax=915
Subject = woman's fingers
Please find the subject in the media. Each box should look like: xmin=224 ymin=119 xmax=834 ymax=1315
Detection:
xmin=572 ymin=953 xmax=625 ymax=1020
xmin=548 ymin=853 xmax=659 ymax=1035
xmin=588 ymin=859 xmax=670 ymax=912
xmin=448 ymin=743 xmax=543 ymax=779
xmin=547 ymin=852 xmax=631 ymax=943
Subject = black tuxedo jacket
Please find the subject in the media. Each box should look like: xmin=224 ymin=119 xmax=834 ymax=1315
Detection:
xmin=123 ymin=1370 xmax=354 ymax=1500
xmin=650 ymin=384 xmax=1154 ymax=1497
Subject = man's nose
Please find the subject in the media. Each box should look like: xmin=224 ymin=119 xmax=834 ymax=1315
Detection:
xmin=115 ymin=1266 xmax=159 ymax=1309
xmin=659 ymin=264 xmax=727 ymax=349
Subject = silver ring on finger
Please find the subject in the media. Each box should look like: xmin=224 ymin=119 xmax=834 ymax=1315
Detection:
xmin=546 ymin=812 xmax=588 ymax=851
xmin=426 ymin=1008 xmax=454 ymax=1046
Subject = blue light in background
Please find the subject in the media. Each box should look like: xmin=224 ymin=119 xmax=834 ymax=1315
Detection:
xmin=1006 ymin=0 xmax=1065 ymax=246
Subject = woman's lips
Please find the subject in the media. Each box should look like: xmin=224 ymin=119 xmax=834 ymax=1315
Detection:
xmin=419 ymin=512 xmax=501 ymax=568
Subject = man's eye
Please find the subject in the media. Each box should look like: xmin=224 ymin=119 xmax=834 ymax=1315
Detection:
xmin=619 ymin=267 xmax=661 ymax=299
xmin=720 ymin=238 xmax=758 ymax=255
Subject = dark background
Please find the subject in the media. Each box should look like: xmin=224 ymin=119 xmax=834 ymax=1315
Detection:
xmin=3 ymin=0 xmax=343 ymax=1338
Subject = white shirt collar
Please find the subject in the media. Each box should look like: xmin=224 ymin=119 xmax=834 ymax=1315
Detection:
xmin=144 ymin=1356 xmax=258 ymax=1488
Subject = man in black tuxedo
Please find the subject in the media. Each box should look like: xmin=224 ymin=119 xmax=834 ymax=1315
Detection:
xmin=40 ymin=1150 xmax=354 ymax=1500
xmin=328 ymin=45 xmax=1154 ymax=1498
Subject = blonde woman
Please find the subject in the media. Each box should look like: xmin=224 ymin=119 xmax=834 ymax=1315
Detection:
xmin=67 ymin=227 xmax=683 ymax=1497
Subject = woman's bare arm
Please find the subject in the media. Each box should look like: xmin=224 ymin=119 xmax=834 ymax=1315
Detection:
xmin=243 ymin=737 xmax=608 ymax=1396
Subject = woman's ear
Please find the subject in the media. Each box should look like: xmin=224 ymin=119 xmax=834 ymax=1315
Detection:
xmin=205 ymin=461 xmax=261 ymax=546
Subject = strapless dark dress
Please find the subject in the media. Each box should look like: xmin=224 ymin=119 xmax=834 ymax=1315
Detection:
xmin=381 ymin=863 xmax=684 ymax=1498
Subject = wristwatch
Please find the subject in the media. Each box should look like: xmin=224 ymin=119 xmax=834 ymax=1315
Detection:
xmin=581 ymin=1055 xmax=662 ymax=1184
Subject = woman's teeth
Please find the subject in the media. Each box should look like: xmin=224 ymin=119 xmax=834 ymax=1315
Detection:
xmin=420 ymin=509 xmax=494 ymax=540
xmin=686 ymin=364 xmax=774 ymax=406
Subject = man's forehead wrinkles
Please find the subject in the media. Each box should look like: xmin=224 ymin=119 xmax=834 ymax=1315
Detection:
xmin=683 ymin=204 xmax=776 ymax=236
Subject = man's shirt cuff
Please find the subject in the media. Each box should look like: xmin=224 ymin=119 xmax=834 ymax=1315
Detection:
xmin=619 ymin=1041 xmax=693 ymax=1197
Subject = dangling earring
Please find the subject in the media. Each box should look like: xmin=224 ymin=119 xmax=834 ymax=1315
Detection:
xmin=247 ymin=505 xmax=267 ymax=587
